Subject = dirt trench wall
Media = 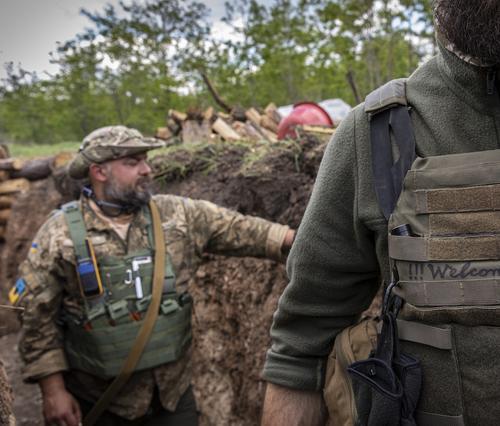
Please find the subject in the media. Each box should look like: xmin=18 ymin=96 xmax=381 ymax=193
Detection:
xmin=0 ymin=357 xmax=15 ymax=426
xmin=0 ymin=137 xmax=325 ymax=425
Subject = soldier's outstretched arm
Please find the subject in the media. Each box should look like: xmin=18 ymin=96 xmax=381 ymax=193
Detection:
xmin=261 ymin=383 xmax=326 ymax=426
xmin=177 ymin=196 xmax=292 ymax=262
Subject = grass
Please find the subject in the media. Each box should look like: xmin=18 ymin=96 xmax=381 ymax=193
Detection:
xmin=6 ymin=137 xmax=305 ymax=174
xmin=7 ymin=141 xmax=81 ymax=158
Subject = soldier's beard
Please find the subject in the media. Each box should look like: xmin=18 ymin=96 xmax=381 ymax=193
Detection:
xmin=434 ymin=0 xmax=500 ymax=65
xmin=103 ymin=176 xmax=153 ymax=211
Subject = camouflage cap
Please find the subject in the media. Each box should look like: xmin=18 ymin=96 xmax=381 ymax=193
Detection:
xmin=68 ymin=125 xmax=164 ymax=179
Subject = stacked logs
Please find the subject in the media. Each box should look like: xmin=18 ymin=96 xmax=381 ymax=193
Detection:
xmin=0 ymin=148 xmax=73 ymax=241
xmin=156 ymin=103 xmax=284 ymax=144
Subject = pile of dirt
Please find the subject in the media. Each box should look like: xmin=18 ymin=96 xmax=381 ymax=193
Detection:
xmin=0 ymin=135 xmax=326 ymax=425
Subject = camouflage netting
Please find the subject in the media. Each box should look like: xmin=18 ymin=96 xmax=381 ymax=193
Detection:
xmin=0 ymin=136 xmax=327 ymax=425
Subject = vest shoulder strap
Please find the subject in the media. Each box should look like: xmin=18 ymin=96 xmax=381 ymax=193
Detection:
xmin=365 ymin=78 xmax=408 ymax=115
xmin=365 ymin=78 xmax=416 ymax=219
xmin=62 ymin=200 xmax=89 ymax=261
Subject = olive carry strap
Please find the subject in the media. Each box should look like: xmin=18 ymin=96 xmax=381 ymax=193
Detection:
xmin=83 ymin=200 xmax=165 ymax=426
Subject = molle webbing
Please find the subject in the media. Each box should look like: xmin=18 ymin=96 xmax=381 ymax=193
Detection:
xmin=65 ymin=305 xmax=192 ymax=378
xmin=377 ymin=319 xmax=452 ymax=350
xmin=403 ymin=154 xmax=500 ymax=192
xmin=61 ymin=200 xmax=192 ymax=381
xmin=389 ymin=235 xmax=500 ymax=262
xmin=394 ymin=279 xmax=500 ymax=307
xmin=388 ymin=147 xmax=500 ymax=425
xmin=415 ymin=184 xmax=500 ymax=214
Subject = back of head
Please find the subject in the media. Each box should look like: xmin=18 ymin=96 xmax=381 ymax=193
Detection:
xmin=434 ymin=0 xmax=500 ymax=66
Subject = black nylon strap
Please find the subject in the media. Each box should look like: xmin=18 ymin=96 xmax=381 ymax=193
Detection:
xmin=370 ymin=105 xmax=416 ymax=219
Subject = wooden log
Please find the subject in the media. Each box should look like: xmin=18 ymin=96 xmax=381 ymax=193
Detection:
xmin=217 ymin=111 xmax=231 ymax=121
xmin=300 ymin=125 xmax=335 ymax=135
xmin=168 ymin=109 xmax=188 ymax=123
xmin=186 ymin=107 xmax=204 ymax=121
xmin=0 ymin=171 xmax=8 ymax=182
xmin=264 ymin=103 xmax=282 ymax=124
xmin=0 ymin=225 xmax=5 ymax=240
xmin=260 ymin=115 xmax=279 ymax=133
xmin=244 ymin=122 xmax=265 ymax=141
xmin=181 ymin=120 xmax=212 ymax=144
xmin=0 ymin=144 xmax=9 ymax=159
xmin=0 ymin=196 xmax=15 ymax=209
xmin=231 ymin=122 xmax=259 ymax=141
xmin=248 ymin=120 xmax=273 ymax=142
xmin=231 ymin=122 xmax=248 ymax=139
xmin=0 ymin=178 xmax=30 ymax=195
xmin=166 ymin=118 xmax=181 ymax=135
xmin=203 ymin=107 xmax=215 ymax=122
xmin=245 ymin=108 xmax=262 ymax=127
xmin=231 ymin=106 xmax=247 ymax=122
xmin=0 ymin=209 xmax=10 ymax=225
xmin=0 ymin=158 xmax=23 ymax=171
xmin=11 ymin=157 xmax=52 ymax=180
xmin=260 ymin=127 xmax=278 ymax=143
xmin=156 ymin=127 xmax=173 ymax=141
xmin=212 ymin=118 xmax=241 ymax=141
xmin=52 ymin=152 xmax=74 ymax=170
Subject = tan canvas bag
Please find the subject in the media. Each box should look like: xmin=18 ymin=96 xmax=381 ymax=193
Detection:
xmin=323 ymin=317 xmax=378 ymax=426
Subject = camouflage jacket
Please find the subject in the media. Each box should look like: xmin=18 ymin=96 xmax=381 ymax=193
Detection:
xmin=18 ymin=194 xmax=289 ymax=419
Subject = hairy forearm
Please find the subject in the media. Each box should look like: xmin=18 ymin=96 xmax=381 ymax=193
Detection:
xmin=261 ymin=383 xmax=327 ymax=426
xmin=39 ymin=372 xmax=66 ymax=395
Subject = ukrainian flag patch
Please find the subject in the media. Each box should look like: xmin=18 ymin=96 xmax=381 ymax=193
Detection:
xmin=9 ymin=278 xmax=26 ymax=305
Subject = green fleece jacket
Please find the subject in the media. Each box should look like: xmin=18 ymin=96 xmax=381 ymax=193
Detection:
xmin=262 ymin=44 xmax=500 ymax=391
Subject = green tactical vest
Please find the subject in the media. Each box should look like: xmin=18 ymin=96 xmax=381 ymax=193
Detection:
xmin=61 ymin=200 xmax=192 ymax=379
xmin=368 ymin=80 xmax=500 ymax=425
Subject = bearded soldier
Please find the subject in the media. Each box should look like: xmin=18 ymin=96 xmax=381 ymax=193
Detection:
xmin=262 ymin=1 xmax=500 ymax=425
xmin=12 ymin=126 xmax=294 ymax=426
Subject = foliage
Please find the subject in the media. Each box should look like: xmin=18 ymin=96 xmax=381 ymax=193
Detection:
xmin=8 ymin=141 xmax=81 ymax=159
xmin=0 ymin=0 xmax=434 ymax=144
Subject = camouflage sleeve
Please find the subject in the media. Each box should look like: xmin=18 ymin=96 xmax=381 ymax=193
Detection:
xmin=183 ymin=198 xmax=289 ymax=262
xmin=17 ymin=213 xmax=69 ymax=382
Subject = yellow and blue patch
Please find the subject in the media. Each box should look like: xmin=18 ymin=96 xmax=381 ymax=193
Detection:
xmin=9 ymin=278 xmax=26 ymax=305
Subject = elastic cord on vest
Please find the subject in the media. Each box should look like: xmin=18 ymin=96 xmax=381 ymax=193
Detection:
xmin=82 ymin=186 xmax=140 ymax=217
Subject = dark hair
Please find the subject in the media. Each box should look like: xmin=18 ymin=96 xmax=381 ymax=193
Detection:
xmin=434 ymin=0 xmax=500 ymax=64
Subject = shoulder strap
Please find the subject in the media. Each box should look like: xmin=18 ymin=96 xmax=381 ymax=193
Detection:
xmin=83 ymin=199 xmax=166 ymax=426
xmin=365 ymin=78 xmax=416 ymax=220
xmin=62 ymin=201 xmax=89 ymax=261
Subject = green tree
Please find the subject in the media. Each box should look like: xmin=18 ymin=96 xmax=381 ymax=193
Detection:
xmin=0 ymin=0 xmax=435 ymax=144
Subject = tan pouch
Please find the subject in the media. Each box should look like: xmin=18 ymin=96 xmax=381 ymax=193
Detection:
xmin=323 ymin=317 xmax=379 ymax=426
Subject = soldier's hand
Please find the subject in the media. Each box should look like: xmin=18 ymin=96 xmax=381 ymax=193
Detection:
xmin=40 ymin=373 xmax=82 ymax=426
xmin=281 ymin=229 xmax=296 ymax=256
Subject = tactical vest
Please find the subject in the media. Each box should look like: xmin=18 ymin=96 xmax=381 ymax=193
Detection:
xmin=61 ymin=201 xmax=192 ymax=379
xmin=325 ymin=79 xmax=500 ymax=426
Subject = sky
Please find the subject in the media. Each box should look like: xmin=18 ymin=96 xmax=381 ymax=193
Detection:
xmin=0 ymin=0 xmax=238 ymax=80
